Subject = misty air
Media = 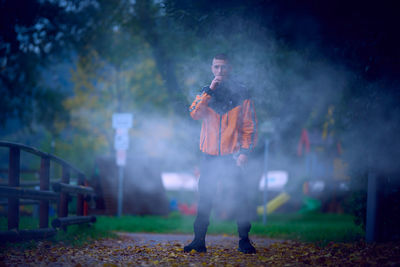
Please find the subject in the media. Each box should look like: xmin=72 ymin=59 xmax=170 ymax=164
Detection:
xmin=1 ymin=0 xmax=399 ymax=266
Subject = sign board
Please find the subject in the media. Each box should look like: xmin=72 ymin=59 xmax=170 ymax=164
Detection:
xmin=114 ymin=130 xmax=129 ymax=150
xmin=116 ymin=150 xmax=126 ymax=166
xmin=260 ymin=121 xmax=275 ymax=133
xmin=112 ymin=113 xmax=133 ymax=129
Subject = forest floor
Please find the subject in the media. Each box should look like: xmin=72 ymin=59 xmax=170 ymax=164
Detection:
xmin=1 ymin=232 xmax=400 ymax=266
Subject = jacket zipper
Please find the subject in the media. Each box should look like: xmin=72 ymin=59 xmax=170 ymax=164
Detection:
xmin=218 ymin=114 xmax=222 ymax=155
xmin=200 ymin=132 xmax=206 ymax=151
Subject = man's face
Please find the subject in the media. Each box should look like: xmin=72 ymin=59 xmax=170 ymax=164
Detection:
xmin=211 ymin=59 xmax=230 ymax=80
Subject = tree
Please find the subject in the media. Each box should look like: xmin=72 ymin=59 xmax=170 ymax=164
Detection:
xmin=0 ymin=0 xmax=100 ymax=127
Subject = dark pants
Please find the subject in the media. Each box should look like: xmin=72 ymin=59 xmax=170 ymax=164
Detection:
xmin=194 ymin=154 xmax=252 ymax=238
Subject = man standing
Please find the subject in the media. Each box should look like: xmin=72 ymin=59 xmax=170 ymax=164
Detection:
xmin=185 ymin=54 xmax=257 ymax=254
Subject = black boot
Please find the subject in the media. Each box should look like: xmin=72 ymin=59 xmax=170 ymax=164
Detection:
xmin=238 ymin=237 xmax=256 ymax=254
xmin=237 ymin=223 xmax=256 ymax=254
xmin=184 ymin=220 xmax=208 ymax=253
xmin=183 ymin=237 xmax=207 ymax=253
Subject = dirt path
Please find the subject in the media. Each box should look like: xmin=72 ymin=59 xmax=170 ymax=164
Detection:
xmin=1 ymin=233 xmax=399 ymax=266
xmin=119 ymin=232 xmax=281 ymax=247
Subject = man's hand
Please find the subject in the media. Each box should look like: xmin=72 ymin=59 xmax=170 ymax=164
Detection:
xmin=210 ymin=76 xmax=223 ymax=90
xmin=236 ymin=154 xmax=248 ymax=167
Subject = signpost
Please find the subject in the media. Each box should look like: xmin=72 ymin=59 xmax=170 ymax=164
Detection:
xmin=112 ymin=113 xmax=133 ymax=217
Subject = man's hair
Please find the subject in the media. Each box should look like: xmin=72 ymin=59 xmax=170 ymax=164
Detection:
xmin=213 ymin=53 xmax=229 ymax=62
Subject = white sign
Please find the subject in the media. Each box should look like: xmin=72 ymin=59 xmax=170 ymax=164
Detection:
xmin=260 ymin=121 xmax=275 ymax=133
xmin=112 ymin=113 xmax=133 ymax=129
xmin=161 ymin=172 xmax=198 ymax=191
xmin=259 ymin=170 xmax=288 ymax=191
xmin=114 ymin=131 xmax=129 ymax=150
xmin=116 ymin=150 xmax=127 ymax=166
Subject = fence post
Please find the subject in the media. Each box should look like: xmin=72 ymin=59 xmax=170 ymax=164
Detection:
xmin=59 ymin=166 xmax=70 ymax=219
xmin=39 ymin=156 xmax=50 ymax=228
xmin=8 ymin=147 xmax=20 ymax=230
xmin=76 ymin=173 xmax=85 ymax=216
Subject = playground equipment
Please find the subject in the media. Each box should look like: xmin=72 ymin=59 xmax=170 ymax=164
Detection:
xmin=257 ymin=192 xmax=290 ymax=215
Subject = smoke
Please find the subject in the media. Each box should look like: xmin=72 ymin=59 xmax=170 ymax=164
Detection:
xmin=163 ymin=8 xmax=400 ymax=219
xmin=4 ymin=2 xmax=399 ymax=220
xmin=339 ymin=80 xmax=400 ymax=174
xmin=127 ymin=112 xmax=199 ymax=170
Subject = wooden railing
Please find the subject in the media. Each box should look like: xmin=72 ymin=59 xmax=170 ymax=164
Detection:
xmin=0 ymin=141 xmax=96 ymax=242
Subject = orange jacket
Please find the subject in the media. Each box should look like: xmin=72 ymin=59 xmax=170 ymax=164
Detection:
xmin=189 ymin=82 xmax=257 ymax=156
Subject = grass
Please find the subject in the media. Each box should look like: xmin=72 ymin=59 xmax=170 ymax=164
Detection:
xmin=53 ymin=224 xmax=116 ymax=245
xmin=0 ymin=216 xmax=114 ymax=247
xmin=1 ymin=212 xmax=364 ymax=246
xmin=250 ymin=213 xmax=364 ymax=244
xmin=93 ymin=212 xmax=364 ymax=244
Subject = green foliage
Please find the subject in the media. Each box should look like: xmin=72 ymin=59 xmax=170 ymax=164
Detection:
xmin=0 ymin=212 xmax=364 ymax=247
xmin=344 ymin=171 xmax=368 ymax=231
xmin=92 ymin=212 xmax=363 ymax=243
xmin=0 ymin=225 xmax=114 ymax=249
xmin=53 ymin=224 xmax=116 ymax=246
xmin=57 ymin=43 xmax=170 ymax=170
xmin=0 ymin=216 xmax=39 ymax=231
xmin=346 ymin=191 xmax=367 ymax=231
xmin=252 ymin=213 xmax=364 ymax=245
xmin=95 ymin=213 xmax=193 ymax=234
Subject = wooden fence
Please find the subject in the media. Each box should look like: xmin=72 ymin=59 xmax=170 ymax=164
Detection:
xmin=0 ymin=141 xmax=96 ymax=242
